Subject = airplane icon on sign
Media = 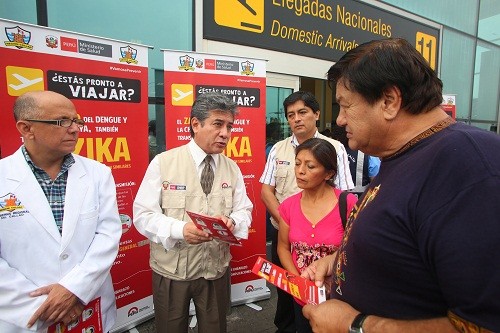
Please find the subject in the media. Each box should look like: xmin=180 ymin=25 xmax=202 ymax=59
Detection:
xmin=9 ymin=73 xmax=43 ymax=91
xmin=238 ymin=0 xmax=257 ymax=15
xmin=173 ymin=88 xmax=193 ymax=102
xmin=171 ymin=83 xmax=194 ymax=106
xmin=214 ymin=0 xmax=264 ymax=33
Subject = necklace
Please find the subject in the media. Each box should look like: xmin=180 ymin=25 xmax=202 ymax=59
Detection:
xmin=383 ymin=116 xmax=455 ymax=160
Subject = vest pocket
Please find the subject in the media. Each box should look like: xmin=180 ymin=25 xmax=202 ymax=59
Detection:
xmin=150 ymin=243 xmax=184 ymax=278
xmin=217 ymin=243 xmax=231 ymax=271
xmin=275 ymin=167 xmax=290 ymax=194
xmin=161 ymin=193 xmax=186 ymax=220
xmin=223 ymin=194 xmax=233 ymax=216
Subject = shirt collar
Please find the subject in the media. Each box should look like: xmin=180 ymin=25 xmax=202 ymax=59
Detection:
xmin=290 ymin=130 xmax=320 ymax=147
xmin=21 ymin=145 xmax=75 ymax=174
xmin=188 ymin=140 xmax=219 ymax=168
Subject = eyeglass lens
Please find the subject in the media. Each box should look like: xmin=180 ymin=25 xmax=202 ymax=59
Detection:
xmin=61 ymin=119 xmax=85 ymax=127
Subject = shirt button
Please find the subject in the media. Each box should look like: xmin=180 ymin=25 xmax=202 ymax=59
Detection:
xmin=311 ymin=234 xmax=315 ymax=238
xmin=61 ymin=254 xmax=69 ymax=260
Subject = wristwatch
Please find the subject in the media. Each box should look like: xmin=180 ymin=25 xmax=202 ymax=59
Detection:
xmin=349 ymin=313 xmax=368 ymax=333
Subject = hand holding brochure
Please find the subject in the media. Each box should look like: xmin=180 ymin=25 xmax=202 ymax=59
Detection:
xmin=48 ymin=297 xmax=102 ymax=333
xmin=186 ymin=211 xmax=241 ymax=245
xmin=252 ymin=256 xmax=326 ymax=305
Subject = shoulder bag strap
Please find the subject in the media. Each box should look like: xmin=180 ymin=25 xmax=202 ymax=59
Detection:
xmin=339 ymin=191 xmax=349 ymax=230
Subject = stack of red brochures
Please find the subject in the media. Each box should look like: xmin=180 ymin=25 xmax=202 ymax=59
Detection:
xmin=252 ymin=256 xmax=326 ymax=305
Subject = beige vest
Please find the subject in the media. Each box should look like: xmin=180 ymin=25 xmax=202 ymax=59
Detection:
xmin=270 ymin=133 xmax=341 ymax=228
xmin=150 ymin=145 xmax=239 ymax=280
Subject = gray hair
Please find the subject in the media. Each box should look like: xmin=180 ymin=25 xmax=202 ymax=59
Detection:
xmin=13 ymin=93 xmax=40 ymax=121
xmin=190 ymin=92 xmax=238 ymax=137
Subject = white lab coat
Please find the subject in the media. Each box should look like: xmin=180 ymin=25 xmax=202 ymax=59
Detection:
xmin=0 ymin=148 xmax=121 ymax=332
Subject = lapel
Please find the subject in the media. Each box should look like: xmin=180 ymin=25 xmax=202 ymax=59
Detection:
xmin=7 ymin=149 xmax=61 ymax=243
xmin=60 ymin=157 xmax=88 ymax=251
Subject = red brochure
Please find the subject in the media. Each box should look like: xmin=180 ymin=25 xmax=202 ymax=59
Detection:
xmin=252 ymin=256 xmax=326 ymax=305
xmin=186 ymin=211 xmax=241 ymax=246
xmin=48 ymin=297 xmax=102 ymax=333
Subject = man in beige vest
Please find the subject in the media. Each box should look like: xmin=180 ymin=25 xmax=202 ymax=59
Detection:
xmin=133 ymin=92 xmax=253 ymax=333
xmin=259 ymin=90 xmax=353 ymax=333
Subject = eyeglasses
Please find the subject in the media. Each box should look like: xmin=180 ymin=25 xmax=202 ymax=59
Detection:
xmin=26 ymin=118 xmax=85 ymax=128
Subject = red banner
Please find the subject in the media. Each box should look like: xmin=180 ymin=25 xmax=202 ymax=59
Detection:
xmin=163 ymin=50 xmax=269 ymax=303
xmin=0 ymin=19 xmax=152 ymax=331
xmin=441 ymin=94 xmax=456 ymax=119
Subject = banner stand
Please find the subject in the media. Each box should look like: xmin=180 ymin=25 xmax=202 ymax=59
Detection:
xmin=163 ymin=49 xmax=270 ymax=305
xmin=0 ymin=18 xmax=154 ymax=333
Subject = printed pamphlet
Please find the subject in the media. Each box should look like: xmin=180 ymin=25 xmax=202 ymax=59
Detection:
xmin=252 ymin=256 xmax=326 ymax=305
xmin=186 ymin=211 xmax=241 ymax=246
xmin=48 ymin=297 xmax=102 ymax=333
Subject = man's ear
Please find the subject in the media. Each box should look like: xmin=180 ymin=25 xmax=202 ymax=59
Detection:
xmin=381 ymin=86 xmax=402 ymax=121
xmin=314 ymin=110 xmax=320 ymax=121
xmin=191 ymin=117 xmax=201 ymax=134
xmin=16 ymin=120 xmax=34 ymax=139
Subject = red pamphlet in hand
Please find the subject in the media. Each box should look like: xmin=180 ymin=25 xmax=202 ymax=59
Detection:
xmin=252 ymin=256 xmax=326 ymax=305
xmin=186 ymin=211 xmax=241 ymax=246
xmin=48 ymin=297 xmax=102 ymax=333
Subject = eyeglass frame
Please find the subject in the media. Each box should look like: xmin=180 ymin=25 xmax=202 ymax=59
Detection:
xmin=25 ymin=118 xmax=85 ymax=128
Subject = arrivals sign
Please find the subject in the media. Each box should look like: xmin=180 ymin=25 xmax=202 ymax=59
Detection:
xmin=204 ymin=0 xmax=441 ymax=70
xmin=0 ymin=19 xmax=152 ymax=332
xmin=163 ymin=50 xmax=269 ymax=303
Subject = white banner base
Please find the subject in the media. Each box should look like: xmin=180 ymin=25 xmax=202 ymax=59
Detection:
xmin=111 ymin=296 xmax=154 ymax=333
xmin=230 ymin=278 xmax=270 ymax=306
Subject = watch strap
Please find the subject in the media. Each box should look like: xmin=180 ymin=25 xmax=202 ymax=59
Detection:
xmin=349 ymin=313 xmax=368 ymax=333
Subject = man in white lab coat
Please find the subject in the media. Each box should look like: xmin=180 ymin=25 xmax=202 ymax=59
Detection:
xmin=0 ymin=91 xmax=121 ymax=332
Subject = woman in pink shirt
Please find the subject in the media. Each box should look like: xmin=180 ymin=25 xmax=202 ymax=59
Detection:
xmin=277 ymin=137 xmax=357 ymax=333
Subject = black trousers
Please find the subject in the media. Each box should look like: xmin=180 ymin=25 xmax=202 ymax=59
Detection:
xmin=293 ymin=300 xmax=313 ymax=333
xmin=271 ymin=228 xmax=296 ymax=333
